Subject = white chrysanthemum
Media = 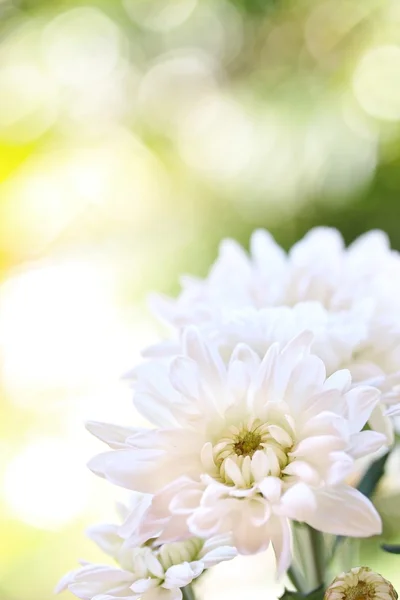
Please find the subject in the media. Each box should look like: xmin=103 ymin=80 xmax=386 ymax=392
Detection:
xmin=150 ymin=228 xmax=400 ymax=429
xmin=143 ymin=302 xmax=399 ymax=441
xmin=88 ymin=328 xmax=384 ymax=573
xmin=145 ymin=303 xmax=367 ymax=374
xmin=152 ymin=228 xmax=400 ymax=325
xmin=324 ymin=566 xmax=398 ymax=600
xmin=56 ymin=495 xmax=236 ymax=600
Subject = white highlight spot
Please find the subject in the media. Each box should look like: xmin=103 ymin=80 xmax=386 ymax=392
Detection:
xmin=42 ymin=7 xmax=122 ymax=86
xmin=3 ymin=439 xmax=90 ymax=530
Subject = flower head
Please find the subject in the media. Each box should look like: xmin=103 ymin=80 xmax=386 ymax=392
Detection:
xmin=152 ymin=228 xmax=400 ymax=326
xmin=143 ymin=302 xmax=399 ymax=443
xmin=56 ymin=496 xmax=236 ymax=600
xmin=324 ymin=567 xmax=397 ymax=600
xmin=88 ymin=328 xmax=384 ymax=573
xmin=149 ymin=228 xmax=400 ymax=437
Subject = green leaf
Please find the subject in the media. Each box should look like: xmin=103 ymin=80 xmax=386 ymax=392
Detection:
xmin=307 ymin=586 xmax=325 ymax=600
xmin=279 ymin=586 xmax=324 ymax=600
xmin=279 ymin=591 xmax=303 ymax=599
xmin=382 ymin=544 xmax=400 ymax=554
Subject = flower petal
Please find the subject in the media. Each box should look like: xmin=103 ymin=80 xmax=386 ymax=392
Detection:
xmin=163 ymin=562 xmax=203 ymax=589
xmin=278 ymin=483 xmax=317 ymax=522
xmin=85 ymin=422 xmax=144 ymax=449
xmin=86 ymin=523 xmax=123 ymax=557
xmin=269 ymin=516 xmax=292 ymax=577
xmin=131 ymin=578 xmax=160 ymax=593
xmin=200 ymin=545 xmax=237 ymax=568
xmin=306 ymin=486 xmax=382 ymax=536
xmin=348 ymin=430 xmax=387 ymax=459
xmin=345 ymin=386 xmax=381 ymax=433
xmin=87 ymin=448 xmax=187 ymax=493
xmin=56 ymin=564 xmax=134 ymax=599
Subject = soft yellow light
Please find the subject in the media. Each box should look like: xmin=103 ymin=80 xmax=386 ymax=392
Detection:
xmin=0 ymin=129 xmax=166 ymax=259
xmin=353 ymin=45 xmax=400 ymax=121
xmin=0 ymin=64 xmax=57 ymax=143
xmin=139 ymin=51 xmax=217 ymax=130
xmin=3 ymin=439 xmax=90 ymax=530
xmin=177 ymin=92 xmax=254 ymax=181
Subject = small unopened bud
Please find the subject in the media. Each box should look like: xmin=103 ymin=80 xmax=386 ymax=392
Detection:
xmin=324 ymin=567 xmax=397 ymax=600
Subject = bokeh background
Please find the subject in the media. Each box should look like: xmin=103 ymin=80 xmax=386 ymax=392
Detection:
xmin=1 ymin=0 xmax=400 ymax=598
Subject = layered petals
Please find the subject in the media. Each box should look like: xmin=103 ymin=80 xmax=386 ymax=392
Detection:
xmin=57 ymin=504 xmax=236 ymax=600
xmin=87 ymin=329 xmax=387 ymax=571
xmin=148 ymin=228 xmax=400 ymax=438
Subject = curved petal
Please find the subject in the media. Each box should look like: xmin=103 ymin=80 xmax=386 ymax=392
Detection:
xmin=163 ymin=562 xmax=203 ymax=589
xmin=269 ymin=516 xmax=292 ymax=577
xmin=87 ymin=448 xmax=188 ymax=493
xmin=118 ymin=494 xmax=154 ymax=542
xmin=85 ymin=422 xmax=144 ymax=449
xmin=368 ymin=404 xmax=394 ymax=445
xmin=345 ymin=386 xmax=380 ymax=433
xmin=86 ymin=524 xmax=123 ymax=557
xmin=290 ymin=228 xmax=344 ymax=265
xmin=323 ymin=370 xmax=352 ymax=393
xmin=200 ymin=546 xmax=237 ymax=568
xmin=131 ymin=578 xmax=160 ymax=593
xmin=56 ymin=565 xmax=133 ymax=600
xmin=306 ymin=486 xmax=382 ymax=537
xmin=250 ymin=229 xmax=286 ymax=272
xmin=278 ymin=483 xmax=317 ymax=522
xmin=170 ymin=357 xmax=200 ymax=402
xmin=133 ymin=363 xmax=183 ymax=428
xmin=348 ymin=430 xmax=387 ymax=459
xmin=232 ymin=513 xmax=271 ymax=555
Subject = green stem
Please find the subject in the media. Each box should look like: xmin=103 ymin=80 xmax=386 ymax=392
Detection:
xmin=181 ymin=585 xmax=196 ymax=600
xmin=287 ymin=565 xmax=307 ymax=594
xmin=308 ymin=527 xmax=325 ymax=589
xmin=291 ymin=523 xmax=326 ymax=593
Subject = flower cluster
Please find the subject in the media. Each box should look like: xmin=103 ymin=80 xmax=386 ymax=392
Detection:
xmin=59 ymin=228 xmax=400 ymax=599
xmin=57 ymin=495 xmax=236 ymax=600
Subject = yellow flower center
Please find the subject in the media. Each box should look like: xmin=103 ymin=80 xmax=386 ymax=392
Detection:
xmin=344 ymin=582 xmax=373 ymax=600
xmin=325 ymin=567 xmax=398 ymax=600
xmin=207 ymin=417 xmax=295 ymax=488
xmin=233 ymin=431 xmax=262 ymax=457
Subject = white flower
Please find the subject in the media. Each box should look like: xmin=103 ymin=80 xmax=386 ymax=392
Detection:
xmin=87 ymin=328 xmax=384 ymax=574
xmin=56 ymin=496 xmax=236 ymax=600
xmin=149 ymin=228 xmax=400 ymax=432
xmin=152 ymin=228 xmax=400 ymax=325
xmin=145 ymin=303 xmax=367 ymax=375
xmin=324 ymin=566 xmax=398 ymax=600
xmin=143 ymin=302 xmax=398 ymax=442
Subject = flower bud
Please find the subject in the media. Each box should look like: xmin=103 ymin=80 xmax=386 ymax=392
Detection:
xmin=324 ymin=567 xmax=397 ymax=600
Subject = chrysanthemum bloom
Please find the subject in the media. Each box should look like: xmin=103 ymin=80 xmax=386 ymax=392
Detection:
xmin=324 ymin=567 xmax=397 ymax=600
xmin=152 ymin=228 xmax=400 ymax=327
xmin=88 ymin=328 xmax=384 ymax=573
xmin=56 ymin=496 xmax=236 ymax=600
xmin=145 ymin=303 xmax=366 ymax=374
xmin=149 ymin=228 xmax=400 ymax=436
xmin=143 ymin=302 xmax=398 ymax=442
